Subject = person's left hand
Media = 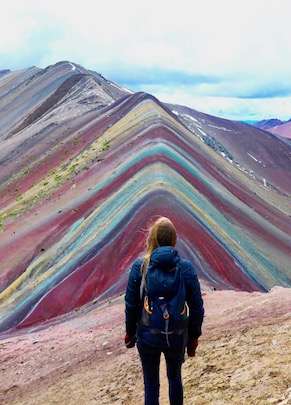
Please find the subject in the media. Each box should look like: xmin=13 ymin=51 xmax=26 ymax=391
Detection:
xmin=124 ymin=333 xmax=136 ymax=348
xmin=187 ymin=338 xmax=199 ymax=357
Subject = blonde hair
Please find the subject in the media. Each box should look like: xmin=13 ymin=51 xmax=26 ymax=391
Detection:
xmin=140 ymin=216 xmax=177 ymax=276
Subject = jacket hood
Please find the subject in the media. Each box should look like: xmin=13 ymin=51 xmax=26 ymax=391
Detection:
xmin=149 ymin=246 xmax=180 ymax=270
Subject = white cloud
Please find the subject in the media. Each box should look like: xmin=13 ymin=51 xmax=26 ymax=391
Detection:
xmin=142 ymin=85 xmax=291 ymax=120
xmin=1 ymin=0 xmax=291 ymax=119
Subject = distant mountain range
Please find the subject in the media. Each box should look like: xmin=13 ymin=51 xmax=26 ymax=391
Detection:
xmin=244 ymin=118 xmax=291 ymax=140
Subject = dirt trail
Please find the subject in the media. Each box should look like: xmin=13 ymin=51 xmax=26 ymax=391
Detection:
xmin=0 ymin=287 xmax=290 ymax=404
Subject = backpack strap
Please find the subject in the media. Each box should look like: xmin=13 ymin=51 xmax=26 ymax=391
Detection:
xmin=147 ymin=327 xmax=186 ymax=335
xmin=140 ymin=259 xmax=148 ymax=301
xmin=140 ymin=272 xmax=145 ymax=301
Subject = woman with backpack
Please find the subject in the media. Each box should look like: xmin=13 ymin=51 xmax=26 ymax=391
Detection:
xmin=124 ymin=216 xmax=205 ymax=405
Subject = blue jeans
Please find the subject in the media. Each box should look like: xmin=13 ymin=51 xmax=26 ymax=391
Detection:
xmin=137 ymin=339 xmax=185 ymax=405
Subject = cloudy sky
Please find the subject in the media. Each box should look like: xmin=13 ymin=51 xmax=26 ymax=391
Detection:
xmin=1 ymin=0 xmax=291 ymax=120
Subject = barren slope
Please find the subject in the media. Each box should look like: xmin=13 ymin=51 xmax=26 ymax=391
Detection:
xmin=0 ymin=287 xmax=290 ymax=405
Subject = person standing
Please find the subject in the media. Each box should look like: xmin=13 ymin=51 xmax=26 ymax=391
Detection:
xmin=124 ymin=216 xmax=205 ymax=405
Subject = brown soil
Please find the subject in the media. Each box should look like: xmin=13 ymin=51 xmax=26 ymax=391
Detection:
xmin=0 ymin=287 xmax=290 ymax=405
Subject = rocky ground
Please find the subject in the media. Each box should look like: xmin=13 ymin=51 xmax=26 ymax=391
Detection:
xmin=0 ymin=287 xmax=290 ymax=405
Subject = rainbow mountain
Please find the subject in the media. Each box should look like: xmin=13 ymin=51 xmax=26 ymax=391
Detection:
xmin=0 ymin=61 xmax=290 ymax=334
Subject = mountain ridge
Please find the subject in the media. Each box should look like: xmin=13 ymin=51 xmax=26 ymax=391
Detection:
xmin=245 ymin=117 xmax=291 ymax=140
xmin=0 ymin=61 xmax=290 ymax=333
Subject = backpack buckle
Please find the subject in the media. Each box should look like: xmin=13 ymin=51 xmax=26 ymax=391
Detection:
xmin=144 ymin=296 xmax=152 ymax=314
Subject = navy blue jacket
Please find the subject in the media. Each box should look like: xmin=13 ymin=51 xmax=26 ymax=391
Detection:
xmin=124 ymin=246 xmax=204 ymax=345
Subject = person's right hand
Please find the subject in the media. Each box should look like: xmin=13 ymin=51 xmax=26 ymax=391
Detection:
xmin=187 ymin=338 xmax=199 ymax=357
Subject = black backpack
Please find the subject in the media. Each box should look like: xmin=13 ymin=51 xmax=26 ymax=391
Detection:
xmin=139 ymin=261 xmax=189 ymax=347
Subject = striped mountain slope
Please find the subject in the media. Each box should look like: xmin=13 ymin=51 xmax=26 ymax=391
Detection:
xmin=0 ymin=63 xmax=290 ymax=333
